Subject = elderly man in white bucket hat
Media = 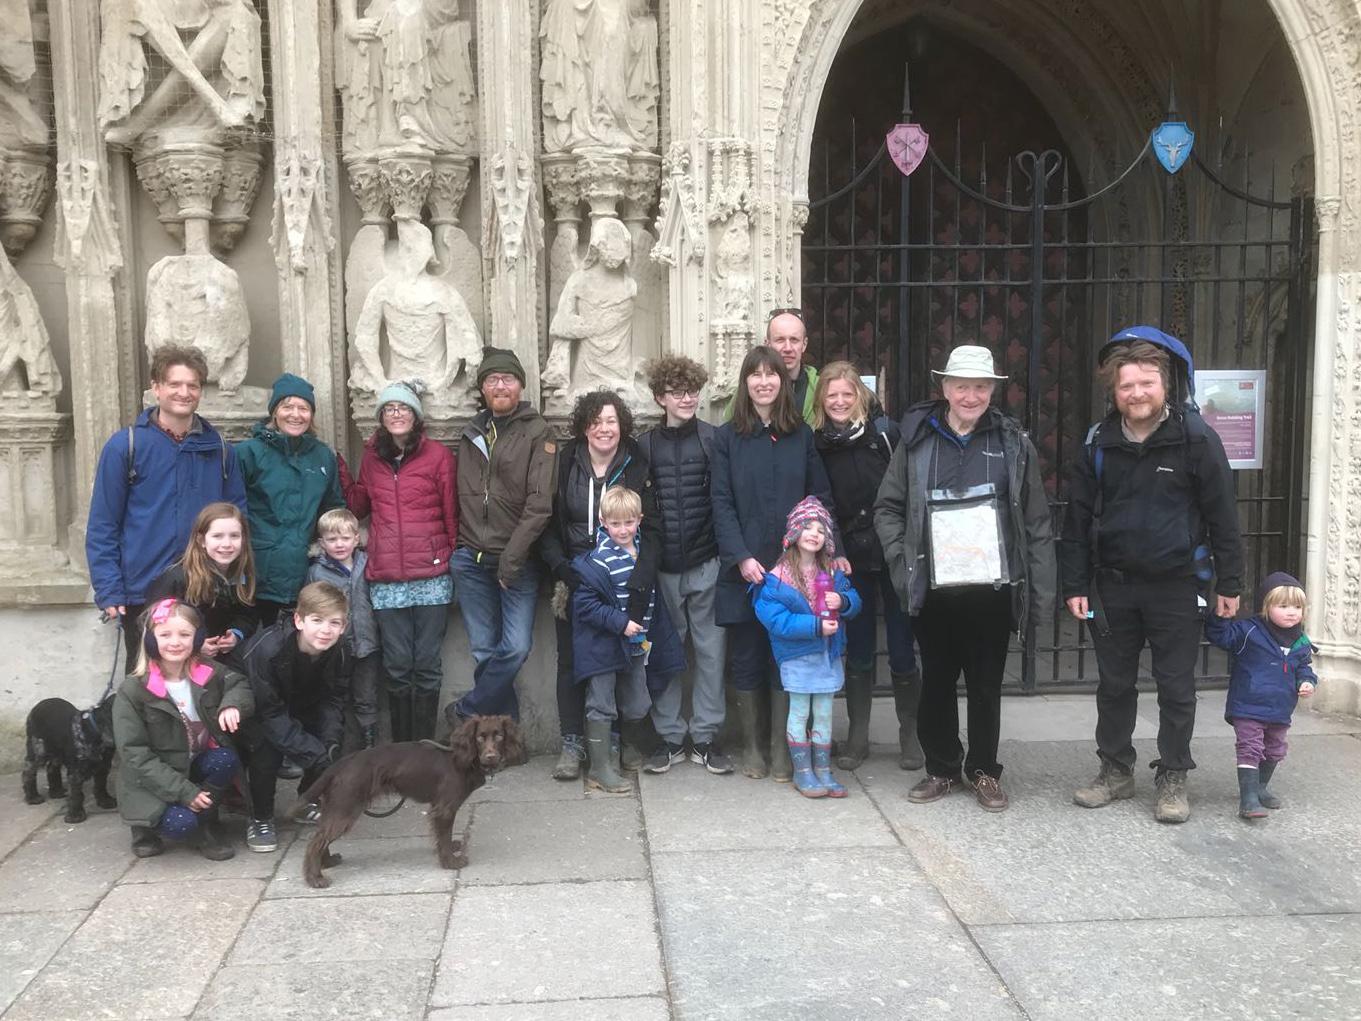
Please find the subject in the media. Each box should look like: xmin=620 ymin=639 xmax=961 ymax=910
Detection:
xmin=874 ymin=344 xmax=1054 ymax=812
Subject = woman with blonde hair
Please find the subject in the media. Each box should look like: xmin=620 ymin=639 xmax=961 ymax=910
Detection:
xmin=812 ymin=362 xmax=921 ymax=772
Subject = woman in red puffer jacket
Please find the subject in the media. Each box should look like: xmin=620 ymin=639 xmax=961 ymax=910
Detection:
xmin=347 ymin=382 xmax=457 ymax=742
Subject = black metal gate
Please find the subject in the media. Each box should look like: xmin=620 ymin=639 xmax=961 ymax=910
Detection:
xmin=803 ymin=88 xmax=1318 ymax=692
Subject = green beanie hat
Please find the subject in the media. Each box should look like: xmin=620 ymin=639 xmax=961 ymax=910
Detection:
xmin=269 ymin=373 xmax=315 ymax=413
xmin=476 ymin=347 xmax=527 ymax=387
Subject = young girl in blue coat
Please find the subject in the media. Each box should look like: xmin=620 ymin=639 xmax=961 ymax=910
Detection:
xmin=1205 ymin=571 xmax=1316 ymax=819
xmin=754 ymin=497 xmax=861 ymax=798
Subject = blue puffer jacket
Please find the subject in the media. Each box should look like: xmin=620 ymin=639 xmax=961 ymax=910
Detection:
xmin=752 ymin=570 xmax=861 ymax=664
xmin=1205 ymin=615 xmax=1317 ymax=725
xmin=86 ymin=409 xmax=246 ymax=608
xmin=569 ymin=546 xmax=686 ymax=690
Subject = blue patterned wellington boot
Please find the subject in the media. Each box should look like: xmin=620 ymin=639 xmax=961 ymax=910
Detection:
xmin=812 ymin=744 xmax=848 ymax=798
xmin=788 ymin=741 xmax=827 ymax=798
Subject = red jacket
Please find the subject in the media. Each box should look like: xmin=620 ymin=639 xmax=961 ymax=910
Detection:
xmin=347 ymin=434 xmax=458 ymax=583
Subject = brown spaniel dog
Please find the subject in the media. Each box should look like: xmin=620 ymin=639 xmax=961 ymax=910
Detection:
xmin=300 ymin=714 xmax=523 ymax=888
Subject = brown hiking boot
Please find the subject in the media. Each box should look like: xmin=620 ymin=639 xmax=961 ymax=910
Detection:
xmin=1154 ymin=768 xmax=1190 ymax=823
xmin=906 ymin=773 xmax=963 ymax=804
xmin=1073 ymin=759 xmax=1136 ymax=808
xmin=970 ymin=771 xmax=1008 ymax=812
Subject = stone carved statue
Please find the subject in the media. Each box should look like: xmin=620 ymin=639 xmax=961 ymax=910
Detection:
xmin=335 ymin=0 xmax=476 ymax=158
xmin=144 ymin=252 xmax=251 ymax=393
xmin=97 ymin=0 xmax=266 ymax=146
xmin=540 ymin=0 xmax=658 ymax=154
xmin=0 ymin=242 xmax=59 ymax=397
xmin=712 ymin=211 xmax=753 ymax=323
xmin=350 ymin=219 xmax=482 ymax=407
xmin=543 ymin=216 xmax=637 ymax=396
xmin=0 ymin=0 xmax=47 ymax=151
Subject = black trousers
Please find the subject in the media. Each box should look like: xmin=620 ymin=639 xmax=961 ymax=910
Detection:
xmin=555 ymin=615 xmax=585 ymax=737
xmin=242 ymin=738 xmax=326 ymax=821
xmin=727 ymin=620 xmax=782 ymax=692
xmin=914 ymin=585 xmax=1012 ymax=780
xmin=1090 ymin=576 xmax=1201 ymax=772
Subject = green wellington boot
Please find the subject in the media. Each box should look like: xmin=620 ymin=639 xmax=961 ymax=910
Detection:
xmin=734 ymin=689 xmax=769 ymax=779
xmin=837 ymin=665 xmax=874 ymax=770
xmin=769 ymin=687 xmax=793 ymax=782
xmin=585 ymin=720 xmax=631 ymax=794
xmin=891 ymin=670 xmax=925 ymax=770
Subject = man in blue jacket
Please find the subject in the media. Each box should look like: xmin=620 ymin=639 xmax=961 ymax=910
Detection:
xmin=86 ymin=345 xmax=246 ymax=671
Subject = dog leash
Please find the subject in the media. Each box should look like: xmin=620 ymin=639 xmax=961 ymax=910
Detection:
xmin=361 ymin=738 xmax=484 ymax=819
xmin=97 ymin=614 xmax=123 ymax=704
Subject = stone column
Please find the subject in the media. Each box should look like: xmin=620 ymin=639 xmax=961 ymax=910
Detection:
xmin=268 ymin=0 xmax=346 ymax=446
xmin=477 ymin=0 xmax=544 ymax=403
xmin=47 ymin=0 xmax=138 ymax=565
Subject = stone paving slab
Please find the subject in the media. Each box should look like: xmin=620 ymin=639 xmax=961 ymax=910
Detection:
xmin=427 ymin=997 xmax=671 ymax=1021
xmin=459 ymin=798 xmax=646 ymax=885
xmin=651 ymin=847 xmax=1022 ymax=1021
xmin=194 ymin=960 xmax=435 ymax=1020
xmin=266 ymin=835 xmax=458 ymax=898
xmin=4 ymin=879 xmax=261 ymax=1021
xmin=464 ymin=756 xmax=588 ymax=804
xmin=0 ymin=785 xmax=61 ymax=862
xmin=861 ymin=735 xmax=1361 ymax=926
xmin=431 ymin=880 xmax=664 ymax=1007
xmin=638 ymin=763 xmax=899 ymax=853
xmin=0 ymin=910 xmax=85 ymax=1014
xmin=229 ymin=893 xmax=451 ymax=966
xmin=0 ymin=812 xmax=132 ymax=912
xmin=974 ymin=913 xmax=1361 ymax=1021
xmin=123 ymin=824 xmax=296 ymax=884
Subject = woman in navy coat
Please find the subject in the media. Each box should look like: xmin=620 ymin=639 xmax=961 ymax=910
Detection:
xmin=711 ymin=344 xmax=836 ymax=783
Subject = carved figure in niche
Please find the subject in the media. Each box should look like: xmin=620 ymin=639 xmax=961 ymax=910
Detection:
xmin=0 ymin=0 xmax=47 ymax=150
xmin=543 ymin=216 xmax=636 ymax=395
xmin=98 ymin=0 xmax=266 ymax=146
xmin=351 ymin=219 xmax=482 ymax=404
xmin=540 ymin=0 xmax=658 ymax=153
xmin=144 ymin=253 xmax=250 ymax=393
xmin=0 ymin=243 xmax=59 ymax=397
xmin=335 ymin=0 xmax=476 ymax=157
xmin=712 ymin=211 xmax=753 ymax=323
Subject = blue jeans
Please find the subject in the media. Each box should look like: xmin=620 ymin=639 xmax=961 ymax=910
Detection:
xmin=845 ymin=569 xmax=918 ymax=675
xmin=451 ymin=547 xmax=540 ymax=719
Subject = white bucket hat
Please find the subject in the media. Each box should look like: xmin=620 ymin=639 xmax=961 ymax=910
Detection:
xmin=931 ymin=345 xmax=1008 ymax=380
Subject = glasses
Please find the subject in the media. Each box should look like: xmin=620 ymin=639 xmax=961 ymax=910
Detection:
xmin=381 ymin=404 xmax=414 ymax=418
xmin=765 ymin=306 xmax=804 ymax=322
xmin=482 ymin=374 xmax=520 ymax=388
xmin=664 ymin=389 xmax=700 ymax=400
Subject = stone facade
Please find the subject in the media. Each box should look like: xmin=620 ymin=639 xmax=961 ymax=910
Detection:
xmin=1 ymin=0 xmax=1359 ymax=763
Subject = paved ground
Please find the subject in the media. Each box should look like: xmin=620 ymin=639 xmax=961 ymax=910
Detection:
xmin=2 ymin=690 xmax=1360 ymax=1021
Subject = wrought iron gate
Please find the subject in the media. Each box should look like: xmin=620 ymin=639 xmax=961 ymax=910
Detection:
xmin=803 ymin=91 xmax=1318 ymax=692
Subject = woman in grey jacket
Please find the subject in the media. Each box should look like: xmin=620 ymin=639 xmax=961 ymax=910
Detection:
xmin=874 ymin=346 xmax=1054 ymax=814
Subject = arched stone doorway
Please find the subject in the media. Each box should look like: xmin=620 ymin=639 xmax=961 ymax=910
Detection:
xmin=783 ymin=0 xmax=1326 ymax=689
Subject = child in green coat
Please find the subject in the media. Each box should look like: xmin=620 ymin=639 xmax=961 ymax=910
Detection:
xmin=113 ymin=599 xmax=254 ymax=860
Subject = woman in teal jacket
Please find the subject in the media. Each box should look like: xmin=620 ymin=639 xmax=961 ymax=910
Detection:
xmin=237 ymin=375 xmax=345 ymax=625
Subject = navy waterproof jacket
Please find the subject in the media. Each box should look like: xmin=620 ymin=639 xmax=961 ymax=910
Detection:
xmin=569 ymin=545 xmax=685 ymax=690
xmin=86 ymin=409 xmax=246 ymax=609
xmin=1205 ymin=615 xmax=1317 ymax=725
xmin=710 ymin=421 xmax=835 ymax=626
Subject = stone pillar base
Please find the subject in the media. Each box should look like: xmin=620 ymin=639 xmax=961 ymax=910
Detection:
xmin=1313 ymin=648 xmax=1361 ymax=718
xmin=0 ymin=404 xmax=90 ymax=606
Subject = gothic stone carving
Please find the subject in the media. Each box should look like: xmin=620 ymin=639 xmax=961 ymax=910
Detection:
xmin=0 ymin=1 xmax=52 ymax=257
xmin=543 ymin=216 xmax=640 ymax=406
xmin=349 ymin=219 xmax=483 ymax=416
xmin=0 ymin=243 xmax=60 ymax=398
xmin=540 ymin=0 xmax=659 ymax=155
xmin=335 ymin=0 xmax=477 ymax=160
xmin=97 ymin=0 xmax=266 ymax=147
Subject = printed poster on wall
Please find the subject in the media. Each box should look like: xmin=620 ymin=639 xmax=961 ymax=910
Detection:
xmin=1194 ymin=369 xmax=1266 ymax=470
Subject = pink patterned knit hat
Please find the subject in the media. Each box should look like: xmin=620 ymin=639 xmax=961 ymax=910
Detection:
xmin=783 ymin=496 xmax=836 ymax=556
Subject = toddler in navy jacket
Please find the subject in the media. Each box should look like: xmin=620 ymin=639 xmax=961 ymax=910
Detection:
xmin=1205 ymin=570 xmax=1315 ymax=819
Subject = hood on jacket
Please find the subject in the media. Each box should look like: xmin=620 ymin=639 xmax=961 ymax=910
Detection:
xmin=1099 ymin=326 xmax=1196 ymax=408
xmin=900 ymin=400 xmax=1007 ymax=449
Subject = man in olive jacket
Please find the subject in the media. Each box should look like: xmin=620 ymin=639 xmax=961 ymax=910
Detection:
xmin=447 ymin=348 xmax=559 ymax=722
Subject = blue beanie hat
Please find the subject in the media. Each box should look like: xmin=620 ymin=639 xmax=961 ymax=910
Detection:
xmin=376 ymin=380 xmax=424 ymax=422
xmin=269 ymin=373 xmax=315 ymax=413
